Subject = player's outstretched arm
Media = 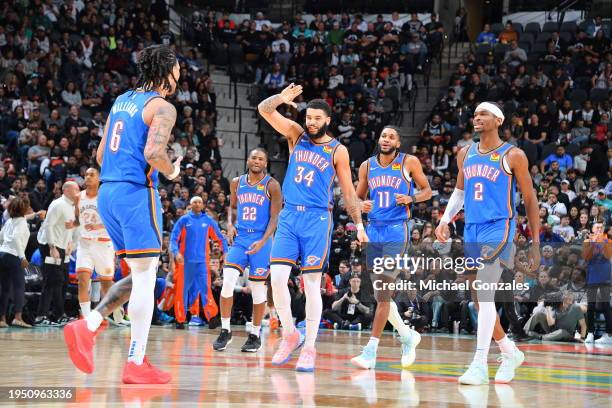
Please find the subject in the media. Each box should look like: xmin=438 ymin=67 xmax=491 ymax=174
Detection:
xmin=143 ymin=99 xmax=181 ymax=179
xmin=96 ymin=116 xmax=110 ymax=166
xmin=335 ymin=145 xmax=367 ymax=242
xmin=508 ymin=147 xmax=541 ymax=273
xmin=435 ymin=145 xmax=469 ymax=241
xmin=257 ymin=83 xmax=304 ymax=149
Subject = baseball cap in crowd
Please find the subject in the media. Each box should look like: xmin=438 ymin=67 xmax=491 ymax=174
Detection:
xmin=581 ymin=186 xmax=588 ymax=192
xmin=186 ymin=163 xmax=195 ymax=169
xmin=561 ymin=179 xmax=570 ymax=185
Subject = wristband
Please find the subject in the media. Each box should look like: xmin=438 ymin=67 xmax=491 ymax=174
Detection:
xmin=356 ymin=223 xmax=365 ymax=231
xmin=167 ymin=165 xmax=181 ymax=180
xmin=410 ymin=194 xmax=417 ymax=204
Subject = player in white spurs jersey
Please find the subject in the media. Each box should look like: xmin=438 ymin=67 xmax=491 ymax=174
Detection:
xmin=74 ymin=168 xmax=124 ymax=323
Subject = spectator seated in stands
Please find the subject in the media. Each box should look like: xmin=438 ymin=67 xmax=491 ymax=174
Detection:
xmin=323 ymin=272 xmax=373 ymax=330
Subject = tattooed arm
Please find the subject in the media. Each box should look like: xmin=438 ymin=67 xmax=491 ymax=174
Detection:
xmin=96 ymin=116 xmax=110 ymax=166
xmin=94 ymin=275 xmax=132 ymax=317
xmin=143 ymin=99 xmax=181 ymax=178
xmin=334 ymin=145 xmax=368 ymax=243
xmin=257 ymin=83 xmax=304 ymax=150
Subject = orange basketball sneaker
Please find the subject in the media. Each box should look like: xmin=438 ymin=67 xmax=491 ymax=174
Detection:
xmin=63 ymin=319 xmax=107 ymax=374
xmin=122 ymin=357 xmax=172 ymax=384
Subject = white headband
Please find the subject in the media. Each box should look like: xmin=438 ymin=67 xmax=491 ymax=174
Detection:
xmin=190 ymin=196 xmax=203 ymax=204
xmin=475 ymin=102 xmax=505 ymax=123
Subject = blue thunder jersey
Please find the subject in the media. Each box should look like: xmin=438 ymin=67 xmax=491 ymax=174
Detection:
xmin=367 ymin=153 xmax=413 ymax=223
xmin=462 ymin=142 xmax=516 ymax=224
xmin=282 ymin=133 xmax=340 ymax=209
xmin=235 ymin=174 xmax=272 ymax=232
xmin=100 ymin=90 xmax=161 ymax=188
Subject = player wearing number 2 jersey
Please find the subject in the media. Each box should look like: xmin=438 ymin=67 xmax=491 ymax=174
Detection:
xmin=258 ymin=85 xmax=368 ymax=372
xmin=436 ymin=102 xmax=541 ymax=386
xmin=351 ymin=126 xmax=431 ymax=371
xmin=214 ymin=148 xmax=282 ymax=353
xmin=64 ymin=45 xmax=182 ymax=384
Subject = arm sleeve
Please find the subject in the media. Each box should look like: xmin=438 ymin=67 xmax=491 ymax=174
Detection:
xmin=441 ymin=189 xmax=465 ymax=224
xmin=169 ymin=216 xmax=184 ymax=255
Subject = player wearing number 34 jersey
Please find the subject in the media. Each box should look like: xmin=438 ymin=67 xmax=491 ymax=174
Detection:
xmin=258 ymin=85 xmax=367 ymax=372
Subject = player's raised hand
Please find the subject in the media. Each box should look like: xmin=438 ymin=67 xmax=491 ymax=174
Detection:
xmin=361 ymin=200 xmax=373 ymax=213
xmin=279 ymin=83 xmax=303 ymax=108
xmin=435 ymin=222 xmax=450 ymax=242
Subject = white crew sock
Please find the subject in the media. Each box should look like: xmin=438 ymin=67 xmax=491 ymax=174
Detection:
xmin=251 ymin=325 xmax=261 ymax=337
xmin=80 ymin=302 xmax=91 ymax=318
xmin=86 ymin=310 xmax=103 ymax=332
xmin=496 ymin=335 xmax=515 ymax=354
xmin=366 ymin=337 xmax=380 ymax=350
xmin=221 ymin=317 xmax=231 ymax=332
xmin=388 ymin=300 xmax=412 ymax=339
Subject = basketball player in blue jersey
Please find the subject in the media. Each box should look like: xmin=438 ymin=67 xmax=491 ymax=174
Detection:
xmin=64 ymin=45 xmax=182 ymax=384
xmin=351 ymin=125 xmax=432 ymax=370
xmin=258 ymin=84 xmax=368 ymax=372
xmin=213 ymin=148 xmax=282 ymax=353
xmin=436 ymin=102 xmax=541 ymax=385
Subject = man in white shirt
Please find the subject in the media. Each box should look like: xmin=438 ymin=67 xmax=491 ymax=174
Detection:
xmin=35 ymin=181 xmax=80 ymax=326
xmin=559 ymin=179 xmax=577 ymax=202
xmin=542 ymin=192 xmax=567 ymax=217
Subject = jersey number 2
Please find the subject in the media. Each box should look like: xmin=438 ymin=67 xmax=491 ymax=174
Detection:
xmin=474 ymin=182 xmax=483 ymax=201
xmin=109 ymin=120 xmax=124 ymax=152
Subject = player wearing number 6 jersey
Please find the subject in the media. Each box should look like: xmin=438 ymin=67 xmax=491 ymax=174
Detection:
xmin=351 ymin=126 xmax=432 ymax=370
xmin=213 ymin=148 xmax=282 ymax=353
xmin=64 ymin=45 xmax=182 ymax=384
xmin=258 ymin=85 xmax=368 ymax=372
xmin=435 ymin=102 xmax=541 ymax=385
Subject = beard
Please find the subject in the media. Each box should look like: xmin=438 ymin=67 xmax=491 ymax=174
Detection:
xmin=379 ymin=145 xmax=397 ymax=155
xmin=305 ymin=123 xmax=328 ymax=140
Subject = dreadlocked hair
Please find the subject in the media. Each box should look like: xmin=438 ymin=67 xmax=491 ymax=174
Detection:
xmin=135 ymin=45 xmax=178 ymax=92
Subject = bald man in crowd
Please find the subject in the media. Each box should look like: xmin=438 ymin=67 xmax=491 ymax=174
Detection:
xmin=35 ymin=181 xmax=80 ymax=326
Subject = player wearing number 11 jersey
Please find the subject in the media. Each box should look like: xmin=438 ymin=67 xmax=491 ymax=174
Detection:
xmin=258 ymin=85 xmax=368 ymax=372
xmin=351 ymin=126 xmax=431 ymax=370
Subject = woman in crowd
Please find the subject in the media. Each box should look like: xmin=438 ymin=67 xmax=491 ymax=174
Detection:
xmin=0 ymin=197 xmax=32 ymax=328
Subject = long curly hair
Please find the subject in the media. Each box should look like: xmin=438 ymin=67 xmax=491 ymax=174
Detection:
xmin=134 ymin=45 xmax=178 ymax=92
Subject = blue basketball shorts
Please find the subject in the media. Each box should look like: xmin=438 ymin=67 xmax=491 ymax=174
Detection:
xmin=463 ymin=218 xmax=516 ymax=270
xmin=98 ymin=182 xmax=162 ymax=259
xmin=270 ymin=206 xmax=333 ymax=274
xmin=225 ymin=230 xmax=272 ymax=281
xmin=365 ymin=220 xmax=410 ymax=277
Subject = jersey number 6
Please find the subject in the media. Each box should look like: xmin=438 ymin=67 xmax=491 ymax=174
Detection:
xmin=109 ymin=120 xmax=124 ymax=152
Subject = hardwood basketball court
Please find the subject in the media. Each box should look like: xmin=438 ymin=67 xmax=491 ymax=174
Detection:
xmin=1 ymin=325 xmax=610 ymax=406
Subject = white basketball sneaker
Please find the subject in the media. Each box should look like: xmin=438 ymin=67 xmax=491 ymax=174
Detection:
xmin=458 ymin=361 xmax=489 ymax=385
xmin=400 ymin=330 xmax=421 ymax=368
xmin=495 ymin=347 xmax=524 ymax=383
